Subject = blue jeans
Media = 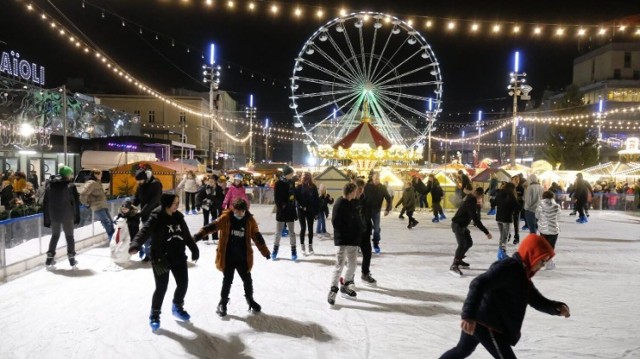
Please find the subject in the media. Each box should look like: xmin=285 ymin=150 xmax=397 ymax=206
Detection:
xmin=316 ymin=214 xmax=327 ymax=233
xmin=524 ymin=210 xmax=537 ymax=234
xmin=371 ymin=211 xmax=381 ymax=244
xmin=94 ymin=208 xmax=115 ymax=240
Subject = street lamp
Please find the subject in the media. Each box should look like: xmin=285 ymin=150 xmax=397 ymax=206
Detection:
xmin=427 ymin=98 xmax=435 ymax=167
xmin=245 ymin=94 xmax=256 ymax=164
xmin=507 ymin=51 xmax=532 ymax=169
xmin=499 ymin=130 xmax=504 ymax=164
xmin=203 ymin=43 xmax=221 ymax=170
xmin=461 ymin=129 xmax=465 ymax=164
xmin=264 ymin=117 xmax=271 ymax=162
xmin=476 ymin=110 xmax=482 ymax=165
xmin=597 ymin=98 xmax=605 ymax=163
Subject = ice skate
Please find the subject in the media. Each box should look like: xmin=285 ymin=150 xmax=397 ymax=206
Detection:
xmin=271 ymin=245 xmax=279 ymax=260
xmin=216 ymin=298 xmax=229 ymax=317
xmin=327 ymin=286 xmax=338 ymax=305
xmin=172 ymin=303 xmax=191 ymax=321
xmin=340 ymin=281 xmax=357 ymax=299
xmin=149 ymin=309 xmax=161 ymax=332
xmin=308 ymin=244 xmax=314 ymax=255
xmin=246 ymin=296 xmax=262 ymax=313
xmin=449 ymin=264 xmax=463 ymax=277
xmin=361 ymin=272 xmax=377 ymax=287
xmin=291 ymin=246 xmax=298 ymax=261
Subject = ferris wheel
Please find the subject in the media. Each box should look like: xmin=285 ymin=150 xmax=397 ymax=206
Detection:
xmin=290 ymin=12 xmax=443 ymax=148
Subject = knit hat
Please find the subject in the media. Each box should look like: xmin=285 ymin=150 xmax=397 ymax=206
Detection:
xmin=59 ymin=166 xmax=73 ymax=178
xmin=160 ymin=193 xmax=178 ymax=209
xmin=282 ymin=165 xmax=294 ymax=176
xmin=234 ymin=174 xmax=243 ymax=181
xmin=134 ymin=168 xmax=148 ymax=181
xmin=121 ymin=199 xmax=133 ymax=210
xmin=517 ymin=234 xmax=555 ymax=278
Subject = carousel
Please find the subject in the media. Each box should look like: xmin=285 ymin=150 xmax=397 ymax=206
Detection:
xmin=308 ymin=100 xmax=423 ymax=175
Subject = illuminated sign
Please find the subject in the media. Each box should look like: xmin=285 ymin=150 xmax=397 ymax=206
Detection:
xmin=0 ymin=50 xmax=46 ymax=86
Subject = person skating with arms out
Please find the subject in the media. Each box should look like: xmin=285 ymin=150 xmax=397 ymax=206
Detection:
xmin=449 ymin=187 xmax=492 ymax=277
xmin=439 ymin=234 xmax=571 ymax=359
xmin=193 ymin=198 xmax=271 ymax=317
xmin=129 ymin=193 xmax=200 ymax=332
xmin=327 ymin=182 xmax=365 ymax=305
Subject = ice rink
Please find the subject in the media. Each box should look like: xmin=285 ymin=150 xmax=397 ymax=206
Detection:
xmin=0 ymin=205 xmax=638 ymax=359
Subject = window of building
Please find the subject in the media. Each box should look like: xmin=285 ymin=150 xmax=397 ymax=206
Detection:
xmin=134 ymin=110 xmax=141 ymax=116
xmin=613 ymin=69 xmax=621 ymax=79
xmin=634 ymin=71 xmax=640 ymax=80
xmin=624 ymin=52 xmax=631 ymax=68
xmin=179 ymin=112 xmax=186 ymax=124
xmin=148 ymin=110 xmax=155 ymax=123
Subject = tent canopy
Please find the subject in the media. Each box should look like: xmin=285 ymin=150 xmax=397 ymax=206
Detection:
xmin=472 ymin=168 xmax=512 ymax=182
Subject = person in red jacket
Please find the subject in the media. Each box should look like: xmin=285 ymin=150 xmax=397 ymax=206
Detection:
xmin=440 ymin=234 xmax=571 ymax=359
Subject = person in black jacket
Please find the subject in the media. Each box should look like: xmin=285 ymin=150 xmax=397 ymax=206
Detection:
xmin=43 ymin=166 xmax=81 ymax=267
xmin=364 ymin=171 xmax=392 ymax=254
xmin=132 ymin=168 xmax=163 ymax=260
xmin=295 ymin=172 xmax=320 ymax=255
xmin=428 ymin=174 xmax=446 ymax=223
xmin=128 ymin=193 xmax=199 ymax=332
xmin=272 ymin=165 xmax=298 ymax=260
xmin=449 ymin=187 xmax=492 ymax=277
xmin=196 ymin=176 xmax=225 ymax=243
xmin=495 ymin=182 xmax=519 ymax=260
xmin=511 ymin=175 xmax=525 ymax=245
xmin=327 ymin=182 xmax=364 ymax=305
xmin=440 ymin=234 xmax=571 ymax=359
xmin=354 ymin=178 xmax=376 ymax=286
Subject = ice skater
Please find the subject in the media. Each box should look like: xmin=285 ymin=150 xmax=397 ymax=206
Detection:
xmin=193 ymin=198 xmax=271 ymax=317
xmin=449 ymin=187 xmax=492 ymax=277
xmin=439 ymin=234 xmax=571 ymax=359
xmin=327 ymin=182 xmax=365 ymax=305
xmin=128 ymin=193 xmax=199 ymax=332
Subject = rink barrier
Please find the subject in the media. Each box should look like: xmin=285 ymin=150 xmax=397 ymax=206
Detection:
xmin=0 ymin=197 xmax=129 ymax=282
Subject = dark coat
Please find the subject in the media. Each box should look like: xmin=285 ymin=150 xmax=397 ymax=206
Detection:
xmin=331 ymin=196 xmax=363 ymax=246
xmin=364 ymin=182 xmax=392 ymax=212
xmin=1 ymin=184 xmax=14 ymax=209
xmin=430 ymin=180 xmax=444 ymax=202
xmin=401 ymin=187 xmax=417 ymax=212
xmin=131 ymin=207 xmax=198 ymax=262
xmin=43 ymin=175 xmax=80 ymax=227
xmin=452 ymin=194 xmax=489 ymax=234
xmin=295 ymin=184 xmax=320 ymax=217
xmin=495 ymin=189 xmax=520 ymax=223
xmin=319 ymin=193 xmax=334 ymax=218
xmin=274 ymin=177 xmax=297 ymax=222
xmin=133 ymin=176 xmax=163 ymax=222
xmin=461 ymin=253 xmax=565 ymax=345
xmin=196 ymin=184 xmax=224 ymax=210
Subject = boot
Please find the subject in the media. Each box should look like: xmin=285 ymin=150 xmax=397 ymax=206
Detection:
xmin=246 ymin=295 xmax=262 ymax=313
xmin=172 ymin=302 xmax=191 ymax=321
xmin=301 ymin=243 xmax=307 ymax=256
xmin=216 ymin=298 xmax=229 ymax=317
xmin=68 ymin=255 xmax=78 ymax=267
xmin=149 ymin=309 xmax=161 ymax=332
xmin=327 ymin=286 xmax=339 ymax=305
xmin=308 ymin=243 xmax=314 ymax=255
xmin=271 ymin=245 xmax=279 ymax=260
xmin=45 ymin=252 xmax=55 ymax=267
xmin=291 ymin=246 xmax=298 ymax=261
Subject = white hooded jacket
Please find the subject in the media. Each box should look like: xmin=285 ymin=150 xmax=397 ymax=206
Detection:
xmin=536 ymin=198 xmax=560 ymax=235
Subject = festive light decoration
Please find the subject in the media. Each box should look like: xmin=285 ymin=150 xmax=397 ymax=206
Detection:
xmin=0 ymin=50 xmax=46 ymax=86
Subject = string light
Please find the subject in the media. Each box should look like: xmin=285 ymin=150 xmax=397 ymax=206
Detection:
xmin=471 ymin=23 xmax=479 ymax=32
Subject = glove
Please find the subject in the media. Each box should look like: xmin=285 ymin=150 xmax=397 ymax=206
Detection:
xmin=152 ymin=256 xmax=170 ymax=276
xmin=193 ymin=233 xmax=203 ymax=242
xmin=128 ymin=244 xmax=139 ymax=255
xmin=265 ymin=253 xmax=271 ymax=260
xmin=191 ymin=248 xmax=200 ymax=262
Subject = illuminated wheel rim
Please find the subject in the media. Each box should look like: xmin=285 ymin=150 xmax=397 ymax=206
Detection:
xmin=290 ymin=12 xmax=443 ymax=147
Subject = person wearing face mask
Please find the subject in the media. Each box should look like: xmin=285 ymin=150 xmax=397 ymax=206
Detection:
xmin=128 ymin=193 xmax=199 ymax=332
xmin=439 ymin=234 xmax=571 ymax=359
xmin=193 ymin=198 xmax=271 ymax=317
xmin=132 ymin=167 xmax=163 ymax=261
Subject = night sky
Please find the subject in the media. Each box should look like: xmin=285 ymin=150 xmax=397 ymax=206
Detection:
xmin=2 ymin=0 xmax=638 ymax=129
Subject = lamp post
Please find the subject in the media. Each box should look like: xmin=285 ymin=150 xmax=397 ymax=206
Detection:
xmin=499 ymin=131 xmax=504 ymax=165
xmin=476 ymin=110 xmax=482 ymax=159
xmin=597 ymin=98 xmax=604 ymax=163
xmin=264 ymin=117 xmax=271 ymax=162
xmin=245 ymin=94 xmax=256 ymax=164
xmin=427 ymin=98 xmax=435 ymax=167
xmin=203 ymin=43 xmax=221 ymax=171
xmin=507 ymin=51 xmax=532 ymax=169
xmin=461 ymin=130 xmax=465 ymax=164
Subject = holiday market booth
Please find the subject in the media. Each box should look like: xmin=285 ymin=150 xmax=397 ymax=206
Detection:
xmin=109 ymin=161 xmax=199 ymax=197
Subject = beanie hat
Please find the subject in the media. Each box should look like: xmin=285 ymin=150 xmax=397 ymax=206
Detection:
xmin=134 ymin=168 xmax=148 ymax=181
xmin=121 ymin=199 xmax=133 ymax=210
xmin=234 ymin=174 xmax=243 ymax=181
xmin=59 ymin=166 xmax=73 ymax=178
xmin=282 ymin=165 xmax=294 ymax=176
xmin=160 ymin=193 xmax=178 ymax=209
xmin=517 ymin=234 xmax=555 ymax=278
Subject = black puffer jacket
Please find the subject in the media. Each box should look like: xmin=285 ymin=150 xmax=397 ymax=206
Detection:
xmin=43 ymin=175 xmax=80 ymax=226
xmin=495 ymin=189 xmax=520 ymax=223
xmin=274 ymin=177 xmax=297 ymax=222
xmin=461 ymin=253 xmax=565 ymax=345
xmin=131 ymin=206 xmax=199 ymax=262
xmin=133 ymin=176 xmax=163 ymax=221
xmin=295 ymin=184 xmax=320 ymax=216
xmin=331 ymin=196 xmax=364 ymax=246
xmin=430 ymin=180 xmax=444 ymax=202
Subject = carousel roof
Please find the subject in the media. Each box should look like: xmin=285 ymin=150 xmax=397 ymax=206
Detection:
xmin=332 ymin=120 xmax=393 ymax=150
